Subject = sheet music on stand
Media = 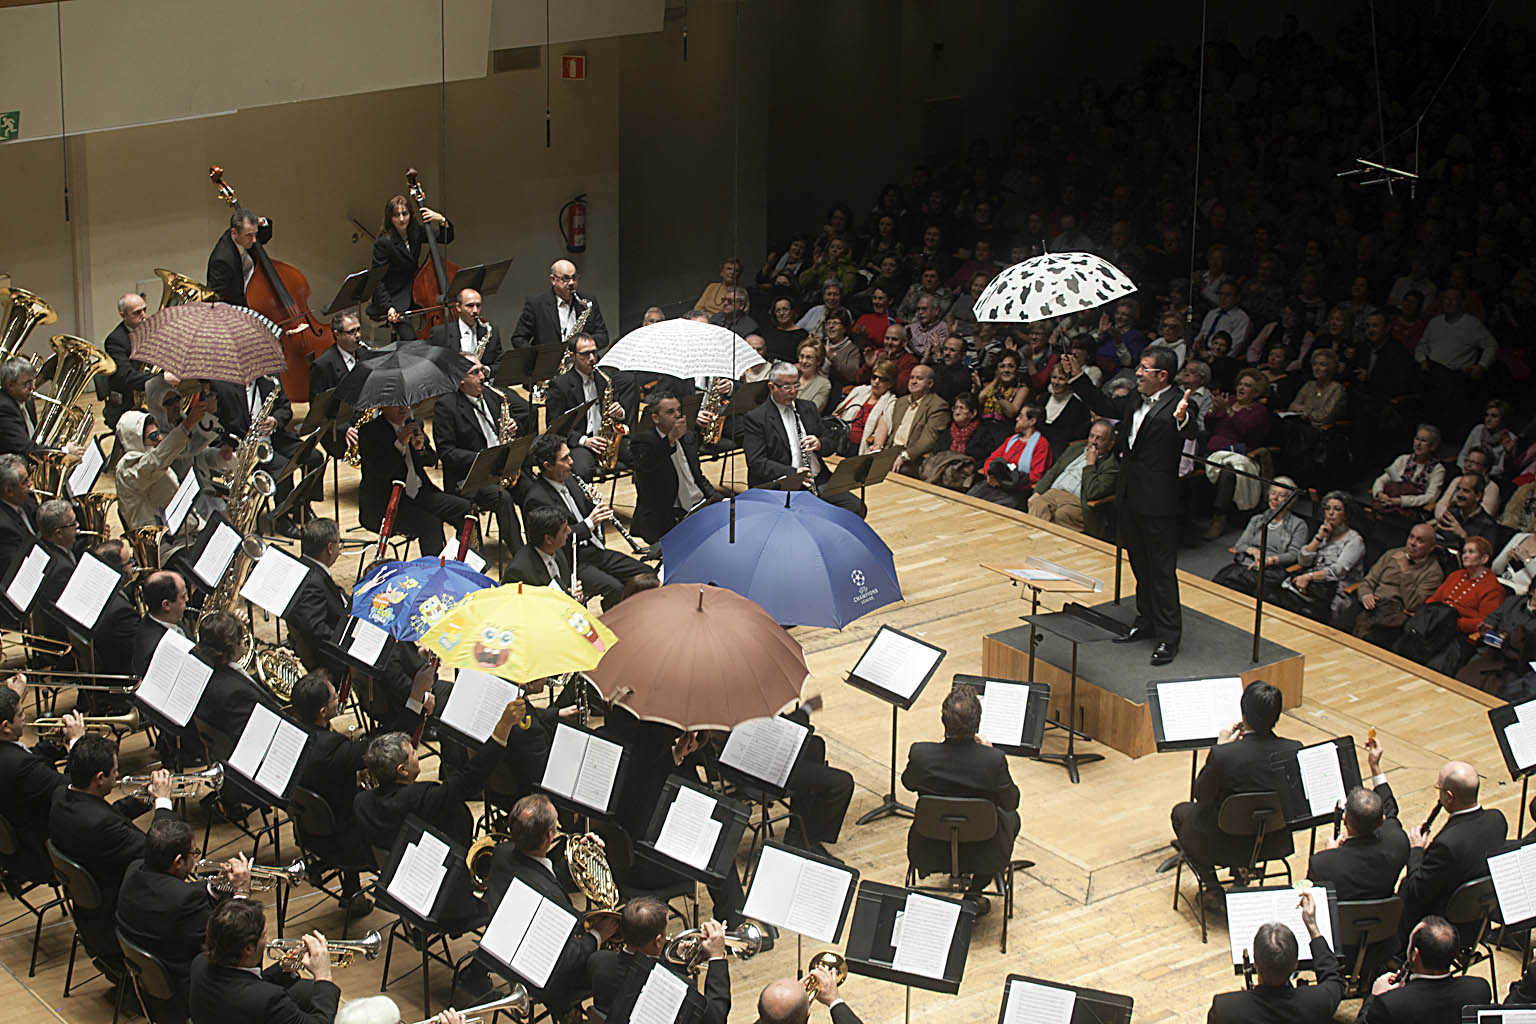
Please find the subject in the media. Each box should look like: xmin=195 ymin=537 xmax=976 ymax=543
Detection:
xmin=617 ymin=960 xmax=700 ymax=1024
xmin=3 ymin=543 xmax=50 ymax=614
xmin=1488 ymin=836 xmax=1536 ymax=928
xmin=238 ymin=544 xmax=309 ymax=617
xmin=890 ymin=891 xmax=962 ymax=980
xmin=1464 ymin=1007 xmax=1536 ymax=1024
xmin=719 ymin=714 xmax=809 ymax=792
xmin=385 ymin=827 xmax=451 ymax=919
xmin=1147 ymin=676 xmax=1246 ymax=750
xmin=189 ymin=514 xmax=243 ymax=589
xmin=1225 ymin=884 xmax=1338 ymax=973
xmin=135 ymin=630 xmax=209 ymax=728
xmin=164 ymin=469 xmax=200 ymax=535
xmin=955 ymin=674 xmax=1050 ymax=757
xmin=64 ymin=438 xmax=105 ymax=498
xmin=53 ymin=552 xmax=119 ymax=631
xmin=440 ymin=668 xmax=523 ymax=744
xmin=1281 ymin=737 xmax=1362 ymax=827
xmin=637 ymin=777 xmax=751 ymax=885
xmin=324 ymin=616 xmax=399 ymax=677
xmin=481 ymin=876 xmax=578 ymax=990
xmin=742 ymin=841 xmax=857 ymax=943
xmin=847 ymin=626 xmax=947 ymax=709
xmin=844 ymin=879 xmax=976 ymax=994
xmin=997 ymin=975 xmax=1134 ymax=1024
xmin=540 ymin=721 xmax=626 ymax=815
xmin=1489 ymin=699 xmax=1536 ymax=780
xmin=226 ymin=704 xmax=309 ymax=800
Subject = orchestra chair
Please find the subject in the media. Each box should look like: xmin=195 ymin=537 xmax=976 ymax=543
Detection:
xmin=373 ymin=845 xmax=462 ymax=1018
xmin=191 ymin=719 xmax=287 ymax=864
xmin=45 ymin=838 xmax=120 ymax=995
xmin=1445 ymin=876 xmax=1500 ymax=993
xmin=1335 ymin=896 xmax=1404 ymax=997
xmin=352 ymin=530 xmax=416 ymax=585
xmin=709 ymin=769 xmax=799 ymax=877
xmin=1172 ymin=790 xmax=1292 ymax=944
xmin=0 ymin=814 xmax=67 ymax=976
xmin=903 ymin=795 xmax=1032 ymax=953
xmin=287 ymin=785 xmax=377 ymax=940
xmin=589 ymin=817 xmax=697 ymax=929
xmin=115 ymin=928 xmax=179 ymax=1024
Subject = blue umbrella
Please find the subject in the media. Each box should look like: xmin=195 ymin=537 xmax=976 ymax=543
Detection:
xmin=351 ymin=556 xmax=495 ymax=641
xmin=659 ymin=489 xmax=901 ymax=628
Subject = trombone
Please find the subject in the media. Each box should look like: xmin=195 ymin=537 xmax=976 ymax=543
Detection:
xmin=118 ymin=764 xmax=223 ymax=799
xmin=32 ymin=708 xmax=141 ymax=736
xmin=190 ymin=856 xmax=306 ymax=893
xmin=4 ymin=667 xmax=140 ymax=693
xmin=662 ymin=921 xmax=768 ymax=971
xmin=264 ymin=930 xmax=381 ymax=970
xmin=409 ymin=989 xmax=531 ymax=1024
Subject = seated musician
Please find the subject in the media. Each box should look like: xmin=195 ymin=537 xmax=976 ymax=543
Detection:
xmin=289 ymin=670 xmax=373 ymax=919
xmin=1362 ymin=916 xmax=1491 ymax=1024
xmin=428 ymin=288 xmax=506 ymax=369
xmin=206 ymin=207 xmax=273 ymax=308
xmin=1396 ymin=759 xmax=1507 ymax=946
xmin=502 ymin=505 xmax=580 ymax=593
xmin=432 ymin=358 xmax=528 ymax=550
xmin=188 ymin=900 xmax=339 ymax=1024
xmin=546 ymin=331 xmax=634 ymax=480
xmin=134 ymin=570 xmax=190 ymax=677
xmin=367 ymin=193 xmax=452 ymax=343
xmin=308 ymin=313 xmax=370 ymax=461
xmin=0 ymin=356 xmax=73 ymax=459
xmin=520 ymin=434 xmax=649 ymax=607
xmin=87 ymin=539 xmax=141 ymax=712
xmin=0 ymin=678 xmax=83 ymax=881
xmin=0 ymin=454 xmax=39 ymax=577
xmin=588 ymin=898 xmax=730 ymax=1023
xmin=781 ymin=705 xmax=855 ymax=860
xmin=210 ymin=373 xmax=319 ymax=538
xmin=484 ymin=794 xmax=617 ymax=1009
xmin=100 ymin=292 xmax=156 ymax=429
xmin=1170 ymin=681 xmax=1301 ymax=913
xmin=118 ymin=819 xmax=252 ymax=1023
xmin=190 ymin=611 xmax=279 ymax=748
xmin=34 ymin=499 xmax=84 ymax=653
xmin=900 ymin=683 xmax=1019 ymax=916
xmin=357 ymin=404 xmax=474 ymax=556
xmin=114 ymin=395 xmax=219 ymax=533
xmin=742 ymin=362 xmax=867 ymax=518
xmin=1207 ymin=892 xmax=1343 ymax=1024
xmin=756 ymin=966 xmax=861 ymax=1024
xmin=286 ymin=519 xmax=349 ymax=669
xmin=48 ymin=735 xmax=176 ymax=976
xmin=509 ymin=259 xmax=612 ymax=351
xmin=629 ymin=391 xmax=722 ymax=544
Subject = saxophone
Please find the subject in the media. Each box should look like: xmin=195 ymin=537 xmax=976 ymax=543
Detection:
xmin=531 ymin=296 xmax=592 ymax=406
xmin=344 ymin=408 xmax=381 ymax=467
xmin=699 ymin=377 xmax=731 ymax=444
xmin=595 ymin=367 xmax=628 ymax=471
xmin=483 ymin=382 xmax=521 ymax=488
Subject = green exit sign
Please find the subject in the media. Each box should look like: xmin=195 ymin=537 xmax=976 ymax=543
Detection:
xmin=0 ymin=111 xmax=18 ymax=142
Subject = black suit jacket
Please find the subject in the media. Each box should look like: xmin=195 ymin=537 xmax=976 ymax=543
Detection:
xmin=520 ymin=474 xmax=602 ymax=548
xmin=368 ymin=220 xmax=454 ymax=321
xmin=742 ymin=398 xmax=838 ymax=487
xmin=433 ymin=388 xmax=533 ymax=494
xmin=132 ymin=617 xmax=175 ymax=679
xmin=629 ymin=427 xmax=720 ymax=543
xmin=307 ymin=345 xmax=369 ymax=458
xmin=546 ymin=367 xmax=637 ymax=453
xmin=188 ymin=953 xmax=340 ymax=1024
xmin=501 ymin=542 xmax=573 ymax=589
xmin=1070 ymin=375 xmax=1196 ymax=518
xmin=92 ymin=592 xmax=143 ymax=676
xmin=117 ymin=859 xmax=219 ymax=983
xmin=901 ymin=737 xmax=1021 ymax=872
xmin=102 ymin=320 xmax=156 ymax=409
xmin=296 ymin=728 xmax=367 ymax=836
xmin=509 ymin=289 xmax=610 ymax=350
xmin=285 ymin=556 xmax=347 ymax=670
xmin=48 ymin=787 xmax=170 ymax=911
xmin=1398 ymin=806 xmax=1508 ymax=923
xmin=428 ymin=318 xmax=503 ymax=371
xmin=194 ymin=665 xmax=271 ymax=749
xmin=0 ymin=740 xmax=69 ymax=878
xmin=356 ymin=413 xmax=447 ymax=530
xmin=1357 ymin=974 xmax=1491 ymax=1024
xmin=1191 ymin=731 xmax=1304 ymax=862
xmin=206 ymin=222 xmax=274 ymax=308
xmin=1308 ymin=782 xmax=1411 ymax=901
xmin=1357 ymin=340 xmax=1418 ymax=401
xmin=484 ymin=846 xmax=597 ymax=1003
xmin=588 ymin=948 xmax=730 ymax=1024
xmin=0 ymin=497 xmax=38 ymax=578
xmin=0 ymin=392 xmax=42 ymax=457
xmin=355 ymin=741 xmax=499 ymax=849
xmin=1207 ymin=935 xmax=1344 ymax=1024
xmin=211 ymin=376 xmax=294 ymax=442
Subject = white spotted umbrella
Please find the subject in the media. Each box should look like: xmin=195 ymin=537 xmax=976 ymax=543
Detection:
xmin=973 ymin=252 xmax=1137 ymax=324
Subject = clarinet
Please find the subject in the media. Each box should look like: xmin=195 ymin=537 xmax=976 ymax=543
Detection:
xmin=792 ymin=404 xmax=822 ymax=495
xmin=1422 ymin=802 xmax=1441 ymax=833
xmin=1332 ymin=801 xmax=1344 ymax=840
xmin=572 ymin=474 xmax=644 ymax=554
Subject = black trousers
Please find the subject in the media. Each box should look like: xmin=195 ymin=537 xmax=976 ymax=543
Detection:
xmin=817 ymin=487 xmax=868 ymax=519
xmin=577 ymin=541 xmax=650 ymax=609
xmin=1123 ymin=509 xmax=1182 ymax=645
xmin=392 ymin=487 xmax=475 ymax=556
xmin=466 ymin=483 xmax=523 ymax=550
xmin=787 ymin=736 xmax=855 ymax=845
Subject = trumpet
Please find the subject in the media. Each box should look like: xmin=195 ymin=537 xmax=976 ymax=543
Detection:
xmin=662 ymin=920 xmax=767 ymax=970
xmin=32 ymin=708 xmax=141 ymax=736
xmin=190 ymin=856 xmax=306 ymax=892
xmin=409 ymin=988 xmax=531 ymax=1024
xmin=803 ymin=951 xmax=848 ymax=994
xmin=264 ymin=930 xmax=381 ymax=970
xmin=119 ymin=764 xmax=224 ymax=799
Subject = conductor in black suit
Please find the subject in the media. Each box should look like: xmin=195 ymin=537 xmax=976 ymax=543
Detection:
xmin=630 ymin=391 xmax=722 ymax=543
xmin=588 ymin=897 xmax=731 ymax=1024
xmin=742 ymin=362 xmax=867 ymax=518
xmin=0 ymin=681 xmax=82 ymax=882
xmin=1170 ymin=681 xmax=1302 ymax=910
xmin=900 ymin=683 xmax=1019 ymax=914
xmin=206 ymin=208 xmax=273 ymax=308
xmin=432 ymin=358 xmax=528 ymax=549
xmin=366 ymin=193 xmax=453 ymax=342
xmin=1064 ymin=347 xmax=1197 ymax=665
xmin=1207 ymin=891 xmax=1344 ymax=1024
xmin=1360 ymin=915 xmax=1491 ymax=1024
xmin=428 ymin=288 xmax=504 ymax=370
xmin=545 ymin=332 xmax=635 ymax=481
xmin=188 ymin=899 xmax=340 ymax=1024
xmin=1396 ymin=759 xmax=1507 ymax=946
xmin=101 ymin=292 xmax=156 ymax=428
xmin=356 ymin=405 xmax=474 ymax=556
xmin=509 ymin=259 xmax=610 ymax=350
xmin=308 ymin=313 xmax=371 ymax=461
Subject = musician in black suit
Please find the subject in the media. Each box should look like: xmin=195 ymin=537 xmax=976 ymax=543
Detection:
xmin=545 ymin=332 xmax=634 ymax=481
xmin=210 ymin=374 xmax=318 ymax=533
xmin=0 ymin=681 xmax=82 ymax=881
xmin=357 ymin=405 xmax=474 ymax=556
xmin=133 ymin=570 xmax=189 ymax=677
xmin=432 ymin=358 xmax=528 ymax=549
xmin=588 ymin=897 xmax=731 ymax=1024
xmin=118 ymin=817 xmax=252 ymax=1024
xmin=1310 ymin=737 xmax=1410 ymax=901
xmin=757 ymin=967 xmax=862 ymax=1024
xmin=1064 ymin=347 xmax=1198 ymax=665
xmin=742 ymin=363 xmax=867 ymax=518
xmin=900 ymin=683 xmax=1019 ymax=914
xmin=427 ymin=288 xmax=504 ymax=370
xmin=190 ymin=611 xmax=279 ymax=748
xmin=366 ymin=194 xmax=453 ymax=342
xmin=308 ymin=313 xmax=372 ymax=460
xmin=509 ymin=259 xmax=610 ymax=351
xmin=1396 ymin=759 xmax=1508 ymax=947
xmin=1207 ymin=891 xmax=1344 ymax=1024
xmin=1360 ymin=915 xmax=1491 ymax=1024
xmin=100 ymin=292 xmax=156 ymax=428
xmin=289 ymin=670 xmax=374 ymax=918
xmin=0 ymin=453 xmax=39 ymax=580
xmin=0 ymin=357 xmax=47 ymax=458
xmin=630 ymin=391 xmax=723 ymax=543
xmin=34 ymin=498 xmax=83 ymax=649
xmin=206 ymin=207 xmax=273 ymax=308
xmin=188 ymin=899 xmax=340 ymax=1024
xmin=285 ymin=519 xmax=349 ymax=670
xmin=1170 ymin=681 xmax=1302 ymax=910
xmin=503 ymin=505 xmax=579 ymax=591
xmin=87 ymin=540 xmax=141 ymax=712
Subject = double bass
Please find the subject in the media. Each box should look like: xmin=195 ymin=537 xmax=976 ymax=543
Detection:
xmin=208 ymin=166 xmax=333 ymax=397
xmin=405 ymin=168 xmax=460 ymax=334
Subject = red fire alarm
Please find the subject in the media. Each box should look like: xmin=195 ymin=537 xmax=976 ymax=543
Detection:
xmin=560 ymin=55 xmax=586 ymax=80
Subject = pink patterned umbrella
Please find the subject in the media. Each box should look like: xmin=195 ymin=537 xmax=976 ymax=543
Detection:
xmin=129 ymin=302 xmax=287 ymax=384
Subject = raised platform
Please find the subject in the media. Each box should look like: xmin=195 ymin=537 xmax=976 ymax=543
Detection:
xmin=982 ymin=600 xmax=1305 ymax=759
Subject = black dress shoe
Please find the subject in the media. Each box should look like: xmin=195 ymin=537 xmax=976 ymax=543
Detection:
xmin=1151 ymin=642 xmax=1179 ymax=666
xmin=1113 ymin=625 xmax=1151 ymax=644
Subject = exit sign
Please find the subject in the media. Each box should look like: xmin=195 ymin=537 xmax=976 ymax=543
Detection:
xmin=0 ymin=111 xmax=18 ymax=142
xmin=560 ymin=55 xmax=585 ymax=80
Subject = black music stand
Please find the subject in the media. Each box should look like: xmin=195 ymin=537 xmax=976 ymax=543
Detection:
xmin=445 ymin=260 xmax=513 ymax=300
xmin=1022 ymin=605 xmax=1119 ymax=783
xmin=493 ymin=342 xmax=565 ymax=390
xmin=321 ymin=265 xmax=387 ymax=316
xmin=544 ymin=398 xmax=597 ymax=440
xmin=847 ymin=627 xmax=947 ymax=825
xmin=981 ymin=562 xmax=1100 ymax=680
xmin=724 ymin=378 xmax=769 ymax=415
xmin=1462 ymin=1006 xmax=1536 ymax=1024
xmin=1225 ymin=884 xmax=1341 ymax=975
xmin=635 ymin=777 xmax=752 ymax=887
xmin=1490 ymin=700 xmax=1536 ymax=838
xmin=184 ymin=512 xmax=243 ymax=592
xmin=822 ymin=446 xmax=902 ymax=504
xmin=1 ymin=541 xmax=49 ymax=617
xmin=845 ymin=880 xmax=977 ymax=1004
xmin=1279 ymin=736 xmax=1363 ymax=855
xmin=458 ymin=436 xmax=535 ymax=497
xmin=997 ymin=975 xmax=1135 ymax=1024
xmin=952 ymin=674 xmax=1050 ymax=757
xmin=536 ymin=720 xmax=631 ymax=822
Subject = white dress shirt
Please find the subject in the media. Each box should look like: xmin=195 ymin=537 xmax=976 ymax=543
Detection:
xmin=664 ymin=430 xmax=705 ymax=510
xmin=457 ymin=319 xmax=479 ymax=355
xmin=579 ymin=372 xmax=601 ymax=435
xmin=473 ymin=397 xmax=499 ymax=447
xmin=1128 ymin=385 xmax=1171 ymax=449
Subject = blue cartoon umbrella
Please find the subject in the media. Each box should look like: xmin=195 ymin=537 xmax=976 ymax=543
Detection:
xmin=351 ymin=556 xmax=495 ymax=641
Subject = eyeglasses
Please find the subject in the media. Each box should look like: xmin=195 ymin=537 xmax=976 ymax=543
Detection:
xmin=872 ymin=374 xmax=892 ymax=382
xmin=553 ymin=273 xmax=580 ymax=282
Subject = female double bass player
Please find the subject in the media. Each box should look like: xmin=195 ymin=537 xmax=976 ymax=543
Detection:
xmin=366 ymin=170 xmax=456 ymax=341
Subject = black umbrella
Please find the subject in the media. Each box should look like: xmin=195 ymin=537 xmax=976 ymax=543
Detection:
xmin=333 ymin=343 xmax=472 ymax=410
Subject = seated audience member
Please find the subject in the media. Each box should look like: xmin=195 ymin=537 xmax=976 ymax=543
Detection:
xmin=1212 ymin=479 xmax=1308 ymax=597
xmin=967 ymin=405 xmax=1050 ymax=509
xmin=587 ymin=899 xmax=730 ymax=1023
xmin=1203 ymin=331 xmax=1241 ymax=392
xmin=694 ymin=258 xmax=742 ymax=316
xmin=1026 ymin=419 xmax=1119 ymax=540
xmin=1361 ymin=916 xmax=1491 ymax=1024
xmin=1371 ymin=425 xmax=1448 ymax=523
xmin=710 ymin=286 xmax=758 ymax=339
xmin=1018 ymin=323 xmax=1058 ymax=393
xmin=797 ymin=238 xmax=859 ymax=299
xmin=820 ymin=314 xmax=862 ymax=386
xmin=1494 ymin=530 xmax=1536 ymax=596
xmin=1147 ymin=309 xmax=1191 ymax=369
xmin=901 ymin=684 xmax=1019 ymax=915
xmin=1456 ymin=578 xmax=1536 ymax=698
xmin=1335 ymin=524 xmax=1444 ymax=641
xmin=1415 ymin=287 xmax=1497 ymax=430
xmin=1459 ymin=399 xmax=1517 ymax=483
xmin=1038 ymin=365 xmax=1090 ymax=460
xmin=1396 ymin=761 xmax=1507 ymax=940
xmin=947 ymin=272 xmax=992 ymax=338
xmin=923 ymin=392 xmax=995 ymax=490
xmin=1390 ymin=290 xmax=1428 ymax=353
xmin=896 ymin=265 xmax=954 ymax=323
xmin=0 ymin=680 xmax=82 ymax=881
xmin=834 ymin=359 xmax=898 ymax=455
xmin=1434 ymin=473 xmax=1503 ymax=555
xmin=881 ymin=364 xmax=951 ymax=473
xmin=1195 ymin=282 xmax=1254 ymax=359
xmin=763 ymin=296 xmax=811 ymax=364
xmin=1241 ymin=301 xmax=1314 ymax=367
xmin=1395 ymin=536 xmax=1506 ymax=671
xmin=1170 ymin=682 xmax=1300 ymax=910
xmin=1092 ymin=299 xmax=1147 ymax=373
xmin=756 ymin=966 xmax=859 ymax=1024
xmin=850 ymin=285 xmax=895 ymax=348
xmin=1207 ymin=892 xmax=1342 ymax=1024
xmin=1199 ymin=369 xmax=1274 ymax=539
xmin=926 ymin=335 xmax=974 ymax=404
xmin=189 ymin=900 xmax=339 ymax=1024
xmin=796 ymin=281 xmax=847 ymax=340
xmin=1258 ymin=340 xmax=1304 ymax=409
xmin=1281 ymin=347 xmax=1348 ymax=482
xmin=1434 ymin=448 xmax=1501 ymax=521
xmin=977 ymin=351 xmax=1028 ymax=430
xmin=1278 ymin=492 xmax=1366 ymax=621
xmin=795 ymin=340 xmax=832 ymax=413
xmin=859 ymin=323 xmax=920 ymax=393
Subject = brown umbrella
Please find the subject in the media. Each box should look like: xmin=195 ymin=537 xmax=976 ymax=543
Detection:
xmin=588 ymin=584 xmax=808 ymax=730
xmin=129 ymin=302 xmax=287 ymax=384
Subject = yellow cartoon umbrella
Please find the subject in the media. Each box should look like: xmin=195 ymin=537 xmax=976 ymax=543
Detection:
xmin=419 ymin=582 xmax=619 ymax=683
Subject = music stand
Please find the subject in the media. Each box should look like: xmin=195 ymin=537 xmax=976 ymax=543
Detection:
xmin=458 ymin=437 xmax=534 ymax=497
xmin=321 ymin=265 xmax=387 ymax=316
xmin=1 ymin=542 xmax=50 ymax=617
xmin=445 ymin=259 xmax=513 ymax=300
xmin=953 ymin=674 xmax=1050 ymax=757
xmin=1279 ymin=737 xmax=1363 ymax=854
xmin=185 ymin=513 xmax=244 ymax=592
xmin=635 ymin=777 xmax=751 ymax=887
xmin=605 ymin=960 xmax=706 ymax=1024
xmin=269 ymin=461 xmax=326 ymax=533
xmin=537 ymin=720 xmax=630 ymax=820
xmin=64 ymin=437 xmax=106 ymax=498
xmin=1490 ymin=700 xmax=1536 ymax=837
xmin=821 ymin=446 xmax=902 ymax=504
xmin=1147 ymin=675 xmax=1246 ymax=808
xmin=1225 ymin=883 xmax=1340 ymax=975
xmin=1021 ymin=604 xmax=1121 ymax=783
xmin=1462 ymin=1007 xmax=1536 ymax=1024
xmin=1488 ymin=836 xmax=1536 ymax=964
xmin=846 ymin=627 xmax=947 ymax=825
xmin=997 ymin=975 xmax=1134 ymax=1024
xmin=845 ymin=880 xmax=977 ymax=1014
xmin=724 ymin=378 xmax=769 ymax=415
xmin=493 ymin=342 xmax=565 ymax=390
xmin=981 ymin=559 xmax=1101 ymax=680
xmin=742 ymin=840 xmax=858 ymax=945
xmin=544 ymin=398 xmax=597 ymax=440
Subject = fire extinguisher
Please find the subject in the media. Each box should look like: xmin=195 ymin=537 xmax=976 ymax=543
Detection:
xmin=559 ymin=194 xmax=587 ymax=253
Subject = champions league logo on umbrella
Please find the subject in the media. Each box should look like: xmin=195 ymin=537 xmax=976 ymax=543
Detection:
xmin=850 ymin=568 xmax=880 ymax=606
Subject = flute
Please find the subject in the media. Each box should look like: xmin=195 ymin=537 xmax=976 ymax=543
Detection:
xmin=377 ymin=480 xmax=404 ymax=560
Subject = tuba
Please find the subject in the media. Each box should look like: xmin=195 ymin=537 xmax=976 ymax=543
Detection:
xmin=32 ymin=333 xmax=115 ymax=449
xmin=0 ymin=287 xmax=58 ymax=360
xmin=154 ymin=268 xmax=219 ymax=311
xmin=76 ymin=493 xmax=120 ymax=539
xmin=27 ymin=448 xmax=81 ymax=501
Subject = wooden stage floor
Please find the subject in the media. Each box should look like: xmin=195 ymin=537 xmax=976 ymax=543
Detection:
xmin=0 ymin=455 xmax=1518 ymax=1024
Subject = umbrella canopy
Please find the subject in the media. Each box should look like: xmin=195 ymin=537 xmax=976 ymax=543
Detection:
xmin=586 ymin=584 xmax=808 ymax=730
xmin=420 ymin=582 xmax=619 ymax=683
xmin=334 ymin=342 xmax=471 ymax=410
xmin=973 ymin=252 xmax=1137 ymax=324
xmin=598 ymin=318 xmax=766 ymax=380
xmin=129 ymin=302 xmax=286 ymax=384
xmin=659 ymin=490 xmax=901 ymax=628
xmin=352 ymin=556 xmax=495 ymax=641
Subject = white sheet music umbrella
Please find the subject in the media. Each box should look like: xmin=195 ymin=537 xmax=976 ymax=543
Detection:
xmin=973 ymin=252 xmax=1137 ymax=324
xmin=597 ymin=318 xmax=766 ymax=379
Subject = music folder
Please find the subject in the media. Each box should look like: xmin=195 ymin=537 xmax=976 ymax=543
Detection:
xmin=955 ymin=674 xmax=1050 ymax=757
xmin=135 ymin=629 xmax=210 ymax=728
xmin=1146 ymin=676 xmax=1246 ymax=752
xmin=636 ymin=776 xmax=751 ymax=886
xmin=64 ymin=437 xmax=106 ymax=498
xmin=997 ymin=975 xmax=1134 ymax=1024
xmin=50 ymin=551 xmax=121 ymax=633
xmin=544 ymin=398 xmax=597 ymax=439
xmin=459 ymin=436 xmax=535 ymax=496
xmin=493 ymin=341 xmax=565 ymax=389
xmin=1488 ymin=835 xmax=1536 ymax=928
xmin=481 ymin=875 xmax=578 ymax=991
xmin=742 ymin=840 xmax=858 ymax=944
xmin=445 ymin=259 xmax=513 ymax=301
xmin=724 ymin=378 xmax=769 ymax=415
xmin=606 ymin=958 xmax=705 ymax=1024
xmin=844 ymin=880 xmax=977 ymax=995
xmin=821 ymin=446 xmax=902 ymax=498
xmin=440 ymin=668 xmax=523 ymax=746
xmin=238 ymin=544 xmax=310 ymax=617
xmin=540 ymin=721 xmax=629 ymax=817
xmin=187 ymin=513 xmax=243 ymax=590
xmin=1489 ymin=699 xmax=1536 ymax=781
xmin=321 ymin=615 xmax=399 ymax=678
xmin=380 ymin=816 xmax=459 ymax=921
xmin=1224 ymin=884 xmax=1339 ymax=973
xmin=1279 ymin=736 xmax=1362 ymax=828
xmin=846 ymin=626 xmax=946 ymax=710
xmin=717 ymin=713 xmax=810 ymax=797
xmin=298 ymin=387 xmax=338 ymax=436
xmin=226 ymin=703 xmax=309 ymax=801
xmin=164 ymin=467 xmax=200 ymax=535
xmin=2 ymin=542 xmax=50 ymax=615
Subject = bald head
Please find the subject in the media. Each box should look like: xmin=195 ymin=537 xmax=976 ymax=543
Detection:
xmin=757 ymin=978 xmax=811 ymax=1024
xmin=549 ymin=260 xmax=579 ymax=302
xmin=1438 ymin=761 xmax=1479 ymax=810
